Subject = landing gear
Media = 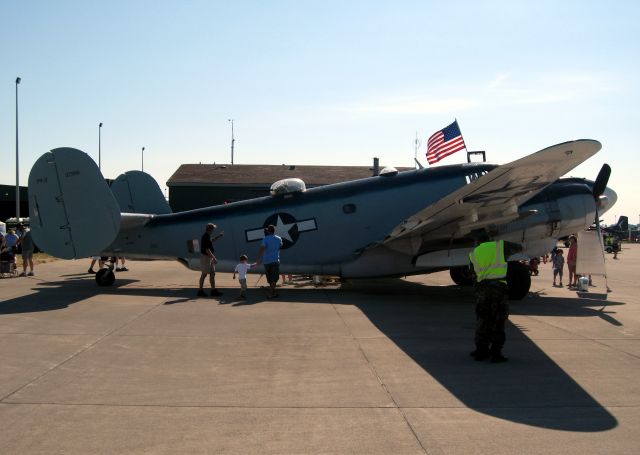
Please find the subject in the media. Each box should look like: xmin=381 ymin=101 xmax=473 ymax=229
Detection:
xmin=507 ymin=261 xmax=530 ymax=300
xmin=96 ymin=268 xmax=115 ymax=286
xmin=450 ymin=265 xmax=474 ymax=286
xmin=449 ymin=262 xmax=531 ymax=300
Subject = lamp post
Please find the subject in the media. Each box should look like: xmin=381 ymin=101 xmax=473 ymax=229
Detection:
xmin=141 ymin=147 xmax=145 ymax=172
xmin=15 ymin=77 xmax=21 ymax=220
xmin=228 ymin=118 xmax=235 ymax=165
xmin=98 ymin=122 xmax=103 ymax=170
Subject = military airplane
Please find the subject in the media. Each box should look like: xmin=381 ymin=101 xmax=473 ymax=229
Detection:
xmin=27 ymin=139 xmax=616 ymax=299
xmin=602 ymin=215 xmax=637 ymax=240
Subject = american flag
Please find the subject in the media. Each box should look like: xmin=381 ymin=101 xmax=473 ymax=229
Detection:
xmin=426 ymin=120 xmax=466 ymax=164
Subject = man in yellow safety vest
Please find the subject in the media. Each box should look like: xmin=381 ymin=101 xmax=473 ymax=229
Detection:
xmin=469 ymin=239 xmax=522 ymax=362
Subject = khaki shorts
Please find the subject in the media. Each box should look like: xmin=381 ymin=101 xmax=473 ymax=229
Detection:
xmin=22 ymin=250 xmax=34 ymax=260
xmin=200 ymin=255 xmax=215 ymax=274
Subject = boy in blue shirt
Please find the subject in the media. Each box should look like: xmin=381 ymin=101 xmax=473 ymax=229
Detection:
xmin=552 ymin=249 xmax=564 ymax=287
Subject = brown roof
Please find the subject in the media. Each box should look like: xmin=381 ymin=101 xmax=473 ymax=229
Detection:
xmin=167 ymin=164 xmax=412 ymax=187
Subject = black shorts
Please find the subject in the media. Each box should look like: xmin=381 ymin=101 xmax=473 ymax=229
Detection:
xmin=264 ymin=262 xmax=280 ymax=284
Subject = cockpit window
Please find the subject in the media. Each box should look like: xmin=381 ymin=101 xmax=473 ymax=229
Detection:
xmin=465 ymin=170 xmax=489 ymax=184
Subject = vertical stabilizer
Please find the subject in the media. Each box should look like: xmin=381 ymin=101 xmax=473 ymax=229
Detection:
xmin=616 ymin=216 xmax=629 ymax=232
xmin=110 ymin=171 xmax=171 ymax=214
xmin=28 ymin=147 xmax=121 ymax=259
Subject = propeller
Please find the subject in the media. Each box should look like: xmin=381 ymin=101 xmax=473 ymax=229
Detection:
xmin=592 ymin=163 xmax=611 ymax=200
xmin=592 ymin=164 xmax=611 ymax=229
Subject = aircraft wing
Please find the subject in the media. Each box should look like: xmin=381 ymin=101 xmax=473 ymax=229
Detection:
xmin=383 ymin=139 xmax=601 ymax=248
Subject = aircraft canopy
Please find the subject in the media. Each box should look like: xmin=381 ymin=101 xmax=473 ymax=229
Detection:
xmin=270 ymin=178 xmax=307 ymax=196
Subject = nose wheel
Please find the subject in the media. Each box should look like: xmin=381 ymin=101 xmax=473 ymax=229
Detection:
xmin=450 ymin=262 xmax=531 ymax=300
xmin=450 ymin=265 xmax=474 ymax=286
xmin=507 ymin=261 xmax=531 ymax=300
xmin=96 ymin=268 xmax=115 ymax=286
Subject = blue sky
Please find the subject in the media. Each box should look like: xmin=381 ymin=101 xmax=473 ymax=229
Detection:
xmin=1 ymin=0 xmax=639 ymax=225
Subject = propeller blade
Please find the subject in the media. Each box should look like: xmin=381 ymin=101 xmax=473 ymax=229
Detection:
xmin=593 ymin=163 xmax=611 ymax=200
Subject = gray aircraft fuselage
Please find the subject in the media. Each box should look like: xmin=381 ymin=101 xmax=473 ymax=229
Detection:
xmin=102 ymin=163 xmax=598 ymax=278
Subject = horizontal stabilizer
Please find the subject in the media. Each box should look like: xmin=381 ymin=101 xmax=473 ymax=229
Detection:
xmin=110 ymin=171 xmax=171 ymax=214
xmin=28 ymin=147 xmax=121 ymax=259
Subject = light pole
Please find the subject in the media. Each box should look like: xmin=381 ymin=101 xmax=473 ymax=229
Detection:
xmin=98 ymin=122 xmax=103 ymax=170
xmin=141 ymin=146 xmax=145 ymax=172
xmin=15 ymin=77 xmax=21 ymax=220
xmin=228 ymin=118 xmax=235 ymax=165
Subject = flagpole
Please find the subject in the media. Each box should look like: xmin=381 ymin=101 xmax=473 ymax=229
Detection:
xmin=455 ymin=118 xmax=468 ymax=151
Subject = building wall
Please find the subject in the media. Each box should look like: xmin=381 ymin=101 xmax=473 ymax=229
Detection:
xmin=0 ymin=185 xmax=29 ymax=223
xmin=169 ymin=186 xmax=272 ymax=212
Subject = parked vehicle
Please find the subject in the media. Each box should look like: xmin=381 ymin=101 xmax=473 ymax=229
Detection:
xmin=604 ymin=235 xmax=621 ymax=254
xmin=4 ymin=217 xmax=29 ymax=230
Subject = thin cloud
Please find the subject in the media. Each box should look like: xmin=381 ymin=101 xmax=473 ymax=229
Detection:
xmin=336 ymin=97 xmax=479 ymax=116
xmin=488 ymin=72 xmax=511 ymax=88
xmin=484 ymin=72 xmax=618 ymax=105
xmin=321 ymin=71 xmax=618 ymax=120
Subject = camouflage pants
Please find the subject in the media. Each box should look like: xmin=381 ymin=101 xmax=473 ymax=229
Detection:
xmin=474 ymin=281 xmax=509 ymax=354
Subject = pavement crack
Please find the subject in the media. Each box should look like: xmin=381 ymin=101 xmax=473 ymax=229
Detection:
xmin=324 ymin=291 xmax=431 ymax=455
xmin=0 ymin=300 xmax=166 ymax=404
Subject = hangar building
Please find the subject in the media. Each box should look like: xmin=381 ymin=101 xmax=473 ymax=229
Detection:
xmin=167 ymin=160 xmax=407 ymax=212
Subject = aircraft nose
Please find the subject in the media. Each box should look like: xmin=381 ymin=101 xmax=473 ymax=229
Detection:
xmin=598 ymin=187 xmax=617 ymax=214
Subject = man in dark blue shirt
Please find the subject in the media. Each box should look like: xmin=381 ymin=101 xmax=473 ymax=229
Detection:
xmin=198 ymin=223 xmax=224 ymax=297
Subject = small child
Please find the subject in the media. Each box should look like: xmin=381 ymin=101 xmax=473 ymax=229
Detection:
xmin=233 ymin=254 xmax=255 ymax=299
xmin=552 ymin=249 xmax=564 ymax=287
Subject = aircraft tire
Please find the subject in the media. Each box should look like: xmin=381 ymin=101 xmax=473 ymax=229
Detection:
xmin=450 ymin=265 xmax=474 ymax=286
xmin=507 ymin=261 xmax=530 ymax=300
xmin=96 ymin=268 xmax=115 ymax=286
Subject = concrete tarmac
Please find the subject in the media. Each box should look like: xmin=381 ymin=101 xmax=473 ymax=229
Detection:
xmin=1 ymin=245 xmax=639 ymax=454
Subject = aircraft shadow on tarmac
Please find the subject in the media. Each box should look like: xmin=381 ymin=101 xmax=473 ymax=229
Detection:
xmin=0 ymin=277 xmax=163 ymax=314
xmin=338 ymin=279 xmax=620 ymax=432
xmin=1 ymin=276 xmax=619 ymax=432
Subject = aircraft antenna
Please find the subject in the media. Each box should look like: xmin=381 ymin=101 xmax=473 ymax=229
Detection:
xmin=414 ymin=131 xmax=422 ymax=169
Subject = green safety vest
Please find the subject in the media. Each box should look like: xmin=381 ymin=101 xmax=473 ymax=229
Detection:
xmin=469 ymin=240 xmax=508 ymax=283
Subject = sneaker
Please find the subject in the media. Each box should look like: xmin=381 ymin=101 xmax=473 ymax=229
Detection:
xmin=197 ymin=290 xmax=207 ymax=297
xmin=27 ymin=272 xmax=34 ymax=276
xmin=470 ymin=349 xmax=490 ymax=361
xmin=88 ymin=268 xmax=96 ymax=274
xmin=491 ymin=353 xmax=509 ymax=363
xmin=120 ymin=267 xmax=128 ymax=272
xmin=115 ymin=267 xmax=122 ymax=272
xmin=210 ymin=290 xmax=223 ymax=297
xmin=19 ymin=272 xmax=26 ymax=277
xmin=559 ymin=283 xmax=563 ymax=287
